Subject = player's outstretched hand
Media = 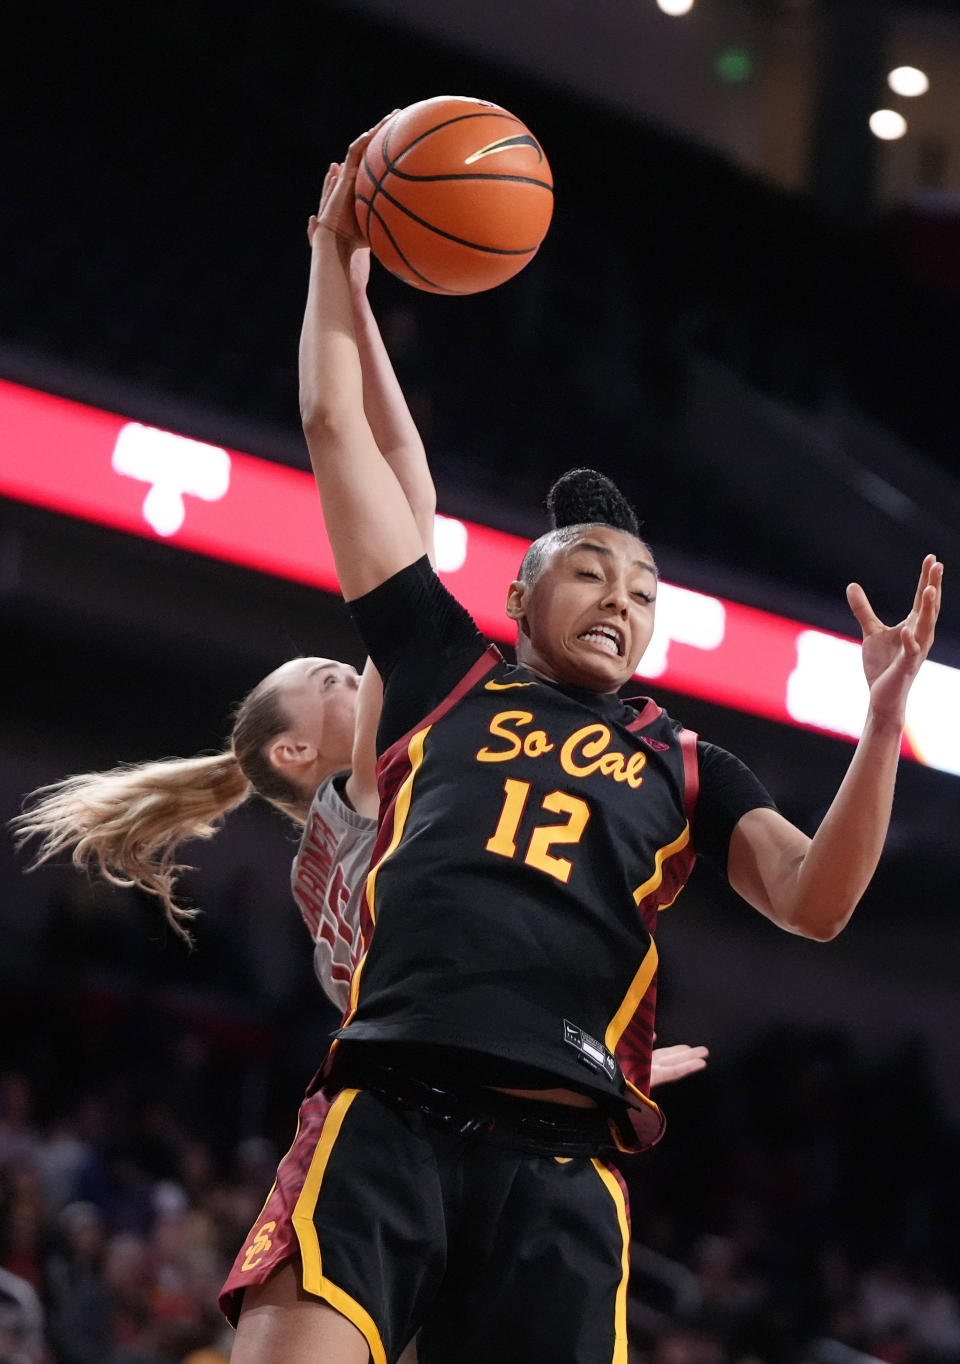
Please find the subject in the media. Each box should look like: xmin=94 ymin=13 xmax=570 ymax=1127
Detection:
xmin=310 ymin=113 xmax=398 ymax=248
xmin=846 ymin=554 xmax=943 ymax=727
xmin=649 ymin=1043 xmax=709 ymax=1089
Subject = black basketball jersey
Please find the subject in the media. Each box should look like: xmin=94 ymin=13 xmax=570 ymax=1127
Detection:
xmin=339 ymin=557 xmax=772 ymax=1153
xmin=339 ymin=657 xmax=701 ymax=1151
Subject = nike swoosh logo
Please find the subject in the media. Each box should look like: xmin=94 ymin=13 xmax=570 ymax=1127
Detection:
xmin=465 ymin=134 xmax=544 ymax=165
xmin=485 ymin=680 xmax=536 ymax=691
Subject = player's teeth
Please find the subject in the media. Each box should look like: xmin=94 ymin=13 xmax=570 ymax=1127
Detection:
xmin=581 ymin=630 xmax=618 ymax=655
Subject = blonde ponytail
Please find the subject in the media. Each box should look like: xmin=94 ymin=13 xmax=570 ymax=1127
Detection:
xmin=13 ymin=666 xmax=310 ymax=940
xmin=12 ymin=753 xmax=252 ymax=941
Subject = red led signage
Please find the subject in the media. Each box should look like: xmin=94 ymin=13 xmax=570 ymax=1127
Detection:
xmin=1 ymin=378 xmax=956 ymax=776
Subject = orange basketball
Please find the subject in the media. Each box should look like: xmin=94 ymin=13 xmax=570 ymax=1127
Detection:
xmin=355 ymin=96 xmax=554 ymax=295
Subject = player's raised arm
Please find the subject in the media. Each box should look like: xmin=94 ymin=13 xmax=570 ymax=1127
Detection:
xmin=727 ymin=555 xmax=943 ymax=940
xmin=337 ymin=192 xmax=437 ymax=815
xmin=348 ymin=242 xmax=436 ymax=561
xmin=300 ymin=125 xmax=425 ymax=602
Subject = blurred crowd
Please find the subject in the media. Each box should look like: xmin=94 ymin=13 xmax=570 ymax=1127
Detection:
xmin=624 ymin=1026 xmax=960 ymax=1364
xmin=2 ymin=1007 xmax=960 ymax=1364
xmin=0 ymin=1065 xmax=267 ymax=1363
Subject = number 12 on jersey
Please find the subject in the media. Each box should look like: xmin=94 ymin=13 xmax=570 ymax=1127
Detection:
xmin=485 ymin=778 xmax=591 ymax=884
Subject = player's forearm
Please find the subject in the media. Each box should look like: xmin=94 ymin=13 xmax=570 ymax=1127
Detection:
xmin=344 ymin=658 xmax=384 ymax=819
xmin=787 ymin=707 xmax=903 ymax=938
xmin=351 ymin=285 xmax=437 ymax=553
xmin=299 ymin=230 xmax=368 ymax=441
xmin=298 ymin=227 xmax=424 ymax=600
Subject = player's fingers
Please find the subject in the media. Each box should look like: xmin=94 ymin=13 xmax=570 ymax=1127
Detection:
xmin=345 ymin=110 xmax=400 ymax=165
xmin=319 ymin=163 xmax=340 ymax=202
xmin=922 ymin=554 xmax=941 ymax=600
xmin=916 ymin=581 xmax=941 ymax=652
xmin=370 ymin=108 xmax=401 ymax=134
xmin=900 ymin=621 xmax=922 ymax=659
xmin=650 ymin=1043 xmax=710 ymax=1087
xmin=911 ymin=553 xmax=937 ymax=616
xmin=846 ymin=582 xmax=883 ymax=637
xmin=928 ymin=560 xmax=944 ymax=616
xmin=655 ymin=1044 xmax=709 ymax=1063
xmin=314 ymin=164 xmax=340 ymax=223
xmin=665 ymin=1055 xmax=708 ymax=1081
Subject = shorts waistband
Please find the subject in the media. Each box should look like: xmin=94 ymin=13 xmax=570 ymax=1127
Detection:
xmin=332 ymin=1053 xmax=614 ymax=1157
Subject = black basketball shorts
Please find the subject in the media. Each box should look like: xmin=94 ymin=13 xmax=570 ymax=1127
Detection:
xmin=221 ymin=1080 xmax=633 ymax=1364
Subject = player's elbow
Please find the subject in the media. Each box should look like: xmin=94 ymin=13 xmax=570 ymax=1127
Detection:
xmin=787 ymin=898 xmax=857 ymax=942
xmin=300 ymin=397 xmax=337 ymax=442
xmin=802 ymin=920 xmax=846 ymax=944
xmin=300 ymin=404 xmax=361 ymax=466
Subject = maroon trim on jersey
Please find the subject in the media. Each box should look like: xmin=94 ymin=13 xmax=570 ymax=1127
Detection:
xmin=635 ymin=843 xmax=697 ymax=935
xmin=616 ymin=977 xmax=658 ymax=1114
xmin=623 ymin=696 xmax=663 ymax=731
xmin=679 ymin=727 xmax=700 ymax=823
xmin=364 ymin=644 xmax=504 ymax=921
xmin=375 ymin=643 xmax=503 ymax=815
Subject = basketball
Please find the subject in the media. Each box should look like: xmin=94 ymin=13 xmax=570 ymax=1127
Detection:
xmin=355 ymin=96 xmax=554 ymax=295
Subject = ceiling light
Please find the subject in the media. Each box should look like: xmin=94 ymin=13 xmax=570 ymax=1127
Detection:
xmin=656 ymin=0 xmax=695 ymax=15
xmin=887 ymin=66 xmax=929 ymax=97
xmin=869 ymin=109 xmax=908 ymax=140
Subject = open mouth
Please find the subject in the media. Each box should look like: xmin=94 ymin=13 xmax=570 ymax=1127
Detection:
xmin=577 ymin=626 xmax=623 ymax=658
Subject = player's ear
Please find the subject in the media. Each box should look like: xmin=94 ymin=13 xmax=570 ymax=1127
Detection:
xmin=268 ymin=734 xmax=318 ymax=773
xmin=505 ymin=580 xmax=526 ymax=622
xmin=505 ymin=580 xmax=533 ymax=638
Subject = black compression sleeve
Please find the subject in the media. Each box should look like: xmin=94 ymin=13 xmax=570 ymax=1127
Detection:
xmin=694 ymin=741 xmax=777 ymax=873
xmin=348 ymin=557 xmax=490 ymax=754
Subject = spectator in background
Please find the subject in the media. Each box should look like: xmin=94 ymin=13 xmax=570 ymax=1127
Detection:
xmin=0 ymin=1160 xmax=48 ymax=1296
xmin=44 ymin=1201 xmax=111 ymax=1364
xmin=0 ymin=1264 xmax=50 ymax=1364
xmin=0 ymin=1075 xmax=39 ymax=1172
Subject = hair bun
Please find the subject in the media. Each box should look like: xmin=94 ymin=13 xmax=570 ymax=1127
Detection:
xmin=546 ymin=468 xmax=641 ymax=536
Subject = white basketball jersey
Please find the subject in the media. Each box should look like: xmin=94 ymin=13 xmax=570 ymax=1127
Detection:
xmin=290 ymin=773 xmax=376 ymax=1012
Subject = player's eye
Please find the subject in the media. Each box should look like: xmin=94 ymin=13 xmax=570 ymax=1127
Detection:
xmin=576 ymin=569 xmax=602 ymax=580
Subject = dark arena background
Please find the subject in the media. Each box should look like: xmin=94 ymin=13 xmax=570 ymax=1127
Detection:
xmin=2 ymin=1 xmax=960 ymax=1360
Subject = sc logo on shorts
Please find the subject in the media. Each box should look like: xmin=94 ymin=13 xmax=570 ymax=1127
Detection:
xmin=241 ymin=1220 xmax=277 ymax=1272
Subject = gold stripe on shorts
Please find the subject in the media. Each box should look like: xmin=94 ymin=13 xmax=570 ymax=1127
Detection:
xmin=292 ymin=1088 xmax=388 ymax=1364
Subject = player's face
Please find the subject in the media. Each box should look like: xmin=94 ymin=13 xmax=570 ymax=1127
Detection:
xmin=508 ymin=527 xmax=657 ymax=691
xmin=271 ymin=657 xmax=360 ymax=768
